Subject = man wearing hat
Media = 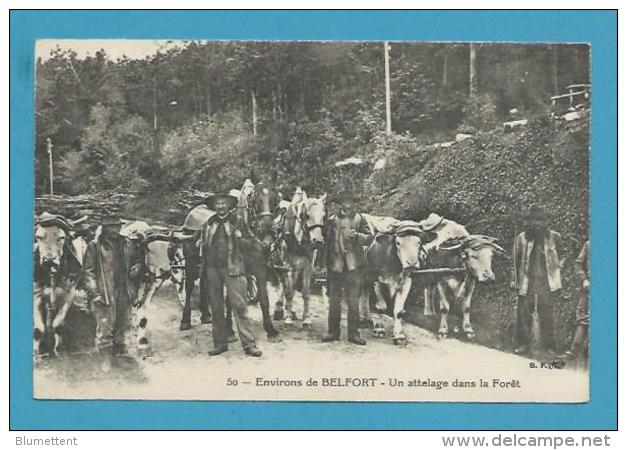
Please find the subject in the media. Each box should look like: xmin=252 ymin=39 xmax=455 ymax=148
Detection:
xmin=200 ymin=192 xmax=262 ymax=357
xmin=512 ymin=205 xmax=564 ymax=355
xmin=82 ymin=215 xmax=144 ymax=370
xmin=322 ymin=191 xmax=373 ymax=345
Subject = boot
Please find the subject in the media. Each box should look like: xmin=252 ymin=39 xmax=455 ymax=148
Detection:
xmin=348 ymin=335 xmax=367 ymax=346
xmin=208 ymin=346 xmax=228 ymax=356
xmin=244 ymin=346 xmax=262 ymax=357
xmin=321 ymin=333 xmax=340 ymax=343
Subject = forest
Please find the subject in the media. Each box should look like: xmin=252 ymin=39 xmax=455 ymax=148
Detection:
xmin=35 ymin=41 xmax=589 ymax=197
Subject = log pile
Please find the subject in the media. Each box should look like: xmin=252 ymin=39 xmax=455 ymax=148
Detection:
xmin=35 ymin=191 xmax=132 ymax=227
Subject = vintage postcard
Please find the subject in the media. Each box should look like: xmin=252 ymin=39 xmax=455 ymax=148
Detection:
xmin=32 ymin=38 xmax=590 ymax=402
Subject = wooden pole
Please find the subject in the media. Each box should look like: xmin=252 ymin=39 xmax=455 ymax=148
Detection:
xmin=153 ymin=75 xmax=158 ymax=132
xmin=552 ymin=45 xmax=559 ymax=95
xmin=384 ymin=41 xmax=392 ymax=135
xmin=469 ymin=43 xmax=477 ymax=98
xmin=46 ymin=137 xmax=54 ymax=195
xmin=252 ymin=90 xmax=258 ymax=136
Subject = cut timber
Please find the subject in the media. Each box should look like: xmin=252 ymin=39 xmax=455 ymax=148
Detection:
xmin=503 ymin=119 xmax=528 ymax=132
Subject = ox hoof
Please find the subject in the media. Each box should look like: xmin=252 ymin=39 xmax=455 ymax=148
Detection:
xmin=273 ymin=310 xmax=285 ymax=321
xmin=393 ymin=336 xmax=407 ymax=346
xmin=437 ymin=332 xmax=448 ymax=340
xmin=179 ymin=322 xmax=192 ymax=331
xmin=302 ymin=322 xmax=312 ymax=330
xmin=373 ymin=324 xmax=386 ymax=338
xmin=465 ymin=332 xmax=476 ymax=340
xmin=284 ymin=316 xmax=293 ymax=325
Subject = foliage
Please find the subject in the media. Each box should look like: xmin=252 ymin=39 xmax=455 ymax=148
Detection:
xmin=36 ymin=41 xmax=590 ymax=195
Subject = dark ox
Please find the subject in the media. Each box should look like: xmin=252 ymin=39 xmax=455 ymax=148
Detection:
xmin=234 ymin=179 xmax=282 ymax=337
xmin=33 ymin=216 xmax=83 ymax=355
xmin=365 ymin=222 xmax=430 ymax=345
xmin=427 ymin=234 xmax=506 ymax=339
xmin=177 ymin=180 xmax=283 ymax=339
xmin=178 ymin=204 xmax=215 ymax=330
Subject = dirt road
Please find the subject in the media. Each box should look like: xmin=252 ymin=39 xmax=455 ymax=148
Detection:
xmin=34 ymin=284 xmax=588 ymax=402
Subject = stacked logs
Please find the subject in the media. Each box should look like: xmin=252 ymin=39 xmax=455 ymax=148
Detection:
xmin=34 ymin=191 xmax=132 ymax=227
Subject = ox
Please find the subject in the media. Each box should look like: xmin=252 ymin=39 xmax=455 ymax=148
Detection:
xmin=416 ymin=215 xmax=507 ymax=339
xmin=120 ymin=221 xmax=185 ymax=354
xmin=179 ymin=204 xmax=215 ymax=330
xmin=365 ymin=218 xmax=430 ymax=345
xmin=274 ymin=189 xmax=327 ymax=327
xmin=33 ymin=213 xmax=84 ymax=355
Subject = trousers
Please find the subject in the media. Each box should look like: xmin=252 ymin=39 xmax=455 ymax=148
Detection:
xmin=327 ymin=270 xmax=362 ymax=339
xmin=93 ymin=291 xmax=130 ymax=352
xmin=205 ymin=265 xmax=256 ymax=349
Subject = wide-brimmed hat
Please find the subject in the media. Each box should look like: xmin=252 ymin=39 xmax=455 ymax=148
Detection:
xmin=204 ymin=193 xmax=238 ymax=211
xmin=37 ymin=212 xmax=72 ymax=232
xmin=101 ymin=215 xmax=123 ymax=226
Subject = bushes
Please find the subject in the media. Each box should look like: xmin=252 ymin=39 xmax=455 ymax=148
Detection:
xmin=461 ymin=92 xmax=500 ymax=131
xmin=368 ymin=115 xmax=590 ymax=351
xmin=160 ymin=112 xmax=258 ymax=192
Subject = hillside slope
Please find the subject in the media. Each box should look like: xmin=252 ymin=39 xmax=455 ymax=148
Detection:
xmin=366 ymin=115 xmax=589 ymax=351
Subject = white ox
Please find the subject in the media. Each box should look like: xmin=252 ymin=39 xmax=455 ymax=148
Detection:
xmin=364 ymin=215 xmax=429 ymax=345
xmin=416 ymin=214 xmax=507 ymax=339
xmin=33 ymin=214 xmax=84 ymax=355
xmin=120 ymin=221 xmax=185 ymax=354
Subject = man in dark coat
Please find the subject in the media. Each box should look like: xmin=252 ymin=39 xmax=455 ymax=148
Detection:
xmin=322 ymin=191 xmax=373 ymax=345
xmin=512 ymin=206 xmax=564 ymax=355
xmin=200 ymin=193 xmax=262 ymax=357
xmin=82 ymin=215 xmax=143 ymax=370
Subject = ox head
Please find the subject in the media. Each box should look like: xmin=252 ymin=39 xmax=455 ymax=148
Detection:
xmin=140 ymin=233 xmax=180 ymax=276
xmin=393 ymin=225 xmax=431 ymax=270
xmin=252 ymin=182 xmax=281 ymax=244
xmin=440 ymin=235 xmax=507 ymax=282
xmin=35 ymin=214 xmax=73 ymax=272
xmin=301 ymin=195 xmax=327 ymax=249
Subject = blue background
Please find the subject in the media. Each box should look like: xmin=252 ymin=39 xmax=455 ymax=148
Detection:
xmin=10 ymin=10 xmax=617 ymax=430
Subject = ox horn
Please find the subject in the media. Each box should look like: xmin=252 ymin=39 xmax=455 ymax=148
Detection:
xmin=490 ymin=242 xmax=510 ymax=258
xmin=417 ymin=215 xmax=445 ymax=232
xmin=141 ymin=232 xmax=171 ymax=245
xmin=472 ymin=234 xmax=499 ymax=242
xmin=70 ymin=215 xmax=89 ymax=227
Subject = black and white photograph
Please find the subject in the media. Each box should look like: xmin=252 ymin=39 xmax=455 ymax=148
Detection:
xmin=32 ymin=39 xmax=590 ymax=402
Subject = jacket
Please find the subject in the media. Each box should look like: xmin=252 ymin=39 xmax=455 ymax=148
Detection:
xmin=200 ymin=214 xmax=246 ymax=276
xmin=512 ymin=229 xmax=563 ymax=296
xmin=325 ymin=212 xmax=373 ymax=273
xmin=82 ymin=234 xmax=143 ymax=306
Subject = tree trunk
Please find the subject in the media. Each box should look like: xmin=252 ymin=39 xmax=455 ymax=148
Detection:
xmin=469 ymin=43 xmax=477 ymax=98
xmin=552 ymin=45 xmax=559 ymax=95
xmin=384 ymin=41 xmax=392 ymax=135
xmin=206 ymin=84 xmax=212 ymax=116
xmin=442 ymin=48 xmax=449 ymax=88
xmin=251 ymin=90 xmax=258 ymax=136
